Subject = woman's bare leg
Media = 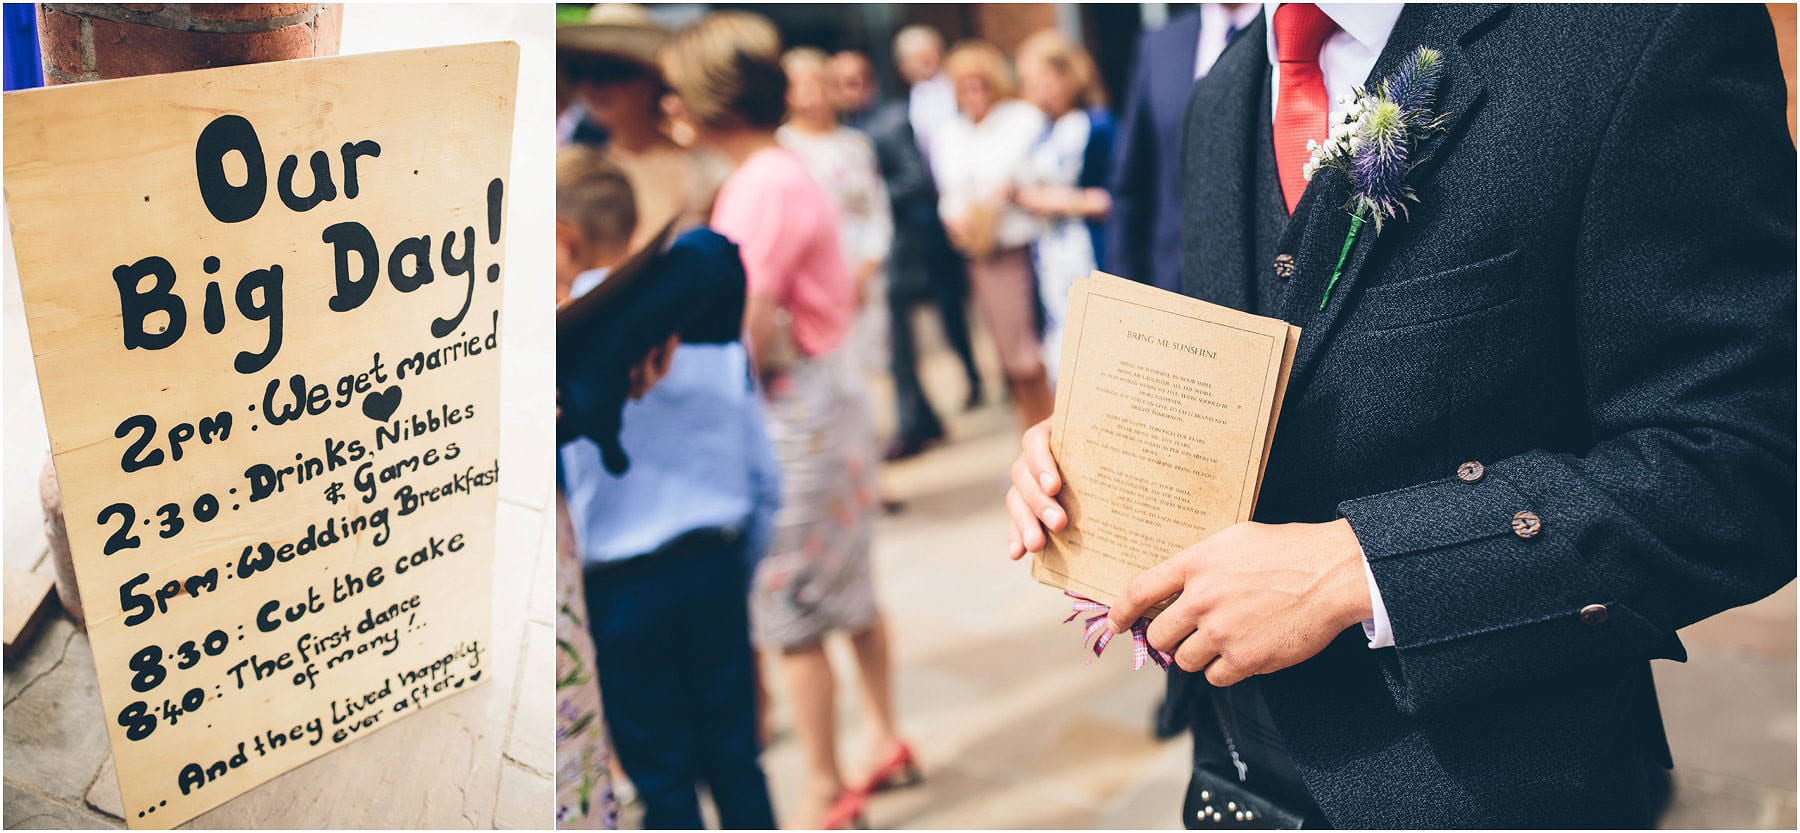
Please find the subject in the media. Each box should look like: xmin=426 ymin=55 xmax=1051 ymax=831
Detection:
xmin=848 ymin=615 xmax=901 ymax=760
xmin=779 ymin=645 xmax=844 ymax=827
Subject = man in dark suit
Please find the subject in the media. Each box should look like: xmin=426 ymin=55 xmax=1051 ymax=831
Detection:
xmin=832 ymin=49 xmax=985 ymax=459
xmin=1007 ymin=3 xmax=1795 ymax=826
xmin=1107 ymin=4 xmax=1261 ymax=293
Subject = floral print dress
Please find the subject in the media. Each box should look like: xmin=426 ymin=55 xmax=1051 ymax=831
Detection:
xmin=555 ymin=489 xmax=618 ymax=829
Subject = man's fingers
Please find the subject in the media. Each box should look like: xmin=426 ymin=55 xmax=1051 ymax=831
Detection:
xmin=1108 ymin=556 xmax=1188 ymax=632
xmin=1021 ymin=420 xmax=1062 ymax=498
xmin=1006 ymin=527 xmax=1024 ymax=561
xmin=1145 ymin=598 xmax=1200 ymax=654
xmin=1010 ymin=456 xmax=1067 ymax=532
xmin=1174 ymin=630 xmax=1219 ymax=674
xmin=1005 ymin=488 xmax=1046 ymax=553
xmin=1204 ymin=655 xmax=1253 ymax=687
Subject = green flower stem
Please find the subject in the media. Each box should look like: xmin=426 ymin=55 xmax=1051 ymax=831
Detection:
xmin=1320 ymin=209 xmax=1365 ymax=310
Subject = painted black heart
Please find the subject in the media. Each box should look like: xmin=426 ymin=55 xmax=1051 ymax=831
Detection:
xmin=361 ymin=386 xmax=402 ymax=422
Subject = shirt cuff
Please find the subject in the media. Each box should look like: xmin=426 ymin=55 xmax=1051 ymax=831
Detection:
xmin=1361 ymin=555 xmax=1396 ymax=649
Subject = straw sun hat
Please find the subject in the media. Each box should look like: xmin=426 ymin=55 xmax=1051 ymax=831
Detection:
xmin=557 ymin=4 xmax=669 ymax=71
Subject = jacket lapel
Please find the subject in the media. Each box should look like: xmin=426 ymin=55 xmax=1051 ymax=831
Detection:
xmin=1272 ymin=4 xmax=1506 ymax=397
xmin=1178 ymin=15 xmax=1269 ymax=311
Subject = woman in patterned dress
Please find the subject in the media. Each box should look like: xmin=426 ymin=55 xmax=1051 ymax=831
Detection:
xmin=662 ymin=13 xmax=915 ymax=829
xmin=555 ymin=487 xmax=618 ymax=829
xmin=776 ymin=47 xmax=894 ymax=377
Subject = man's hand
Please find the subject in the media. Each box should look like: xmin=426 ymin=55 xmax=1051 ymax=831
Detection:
xmin=1004 ymin=418 xmax=1371 ymax=684
xmin=1109 ymin=520 xmax=1372 ymax=686
xmin=943 ymin=215 xmax=973 ymax=253
xmin=1005 ymin=418 xmax=1066 ymax=559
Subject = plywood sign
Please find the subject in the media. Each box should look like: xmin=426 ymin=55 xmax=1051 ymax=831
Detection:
xmin=3 ymin=43 xmax=518 ymax=828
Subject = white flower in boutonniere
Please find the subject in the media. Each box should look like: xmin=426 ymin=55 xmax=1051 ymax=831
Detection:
xmin=1303 ymin=46 xmax=1450 ymax=310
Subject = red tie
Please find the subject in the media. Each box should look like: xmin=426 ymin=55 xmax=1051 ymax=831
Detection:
xmin=1272 ymin=3 xmax=1338 ymax=214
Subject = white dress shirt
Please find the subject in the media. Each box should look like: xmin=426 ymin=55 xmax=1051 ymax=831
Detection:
xmin=569 ymin=265 xmax=608 ymax=298
xmin=1196 ymin=3 xmax=1266 ymax=79
xmin=1263 ymin=3 xmax=1404 ymax=111
xmin=1263 ymin=1 xmax=1406 ymax=650
xmin=934 ymin=99 xmax=1048 ymax=252
xmin=908 ymin=73 xmax=959 ymax=183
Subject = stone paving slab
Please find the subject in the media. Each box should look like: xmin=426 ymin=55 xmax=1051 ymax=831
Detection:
xmin=506 ymin=619 xmax=558 ymax=774
xmin=3 ymin=616 xmax=112 ymax=805
xmin=5 ymin=785 xmax=119 ymax=830
xmin=1657 ymin=637 xmax=1796 ymax=790
xmin=493 ymin=759 xmax=556 ymax=830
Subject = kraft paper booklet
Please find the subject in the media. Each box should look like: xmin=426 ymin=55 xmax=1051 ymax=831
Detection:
xmin=1032 ymin=272 xmax=1300 ymax=612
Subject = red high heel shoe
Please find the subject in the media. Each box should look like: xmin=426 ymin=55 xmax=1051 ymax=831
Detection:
xmin=817 ymin=788 xmax=868 ymax=830
xmin=861 ymin=741 xmax=923 ymax=794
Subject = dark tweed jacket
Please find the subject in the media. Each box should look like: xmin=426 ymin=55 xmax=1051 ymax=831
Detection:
xmin=1175 ymin=4 xmax=1796 ymax=826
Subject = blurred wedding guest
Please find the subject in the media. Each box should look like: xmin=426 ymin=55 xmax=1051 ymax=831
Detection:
xmin=556 ymin=145 xmax=780 ymax=830
xmin=552 ymin=150 xmax=633 ymax=830
xmin=555 ymin=490 xmax=618 ymax=830
xmin=1013 ymin=30 xmax=1114 ymax=381
xmin=557 ymin=413 xmax=631 ymax=830
xmin=662 ymin=13 xmax=915 ymax=829
xmin=778 ymin=47 xmax=894 ymax=378
xmin=1107 ymin=3 xmax=1260 ymax=292
xmin=557 ymin=71 xmax=582 ymax=148
xmin=936 ymin=40 xmax=1054 ymax=430
xmin=555 ymin=4 xmax=631 ymax=148
xmin=558 ymin=3 xmax=726 ymax=249
xmin=831 ymin=49 xmax=986 ymax=459
xmin=558 ymin=65 xmax=610 ymax=148
xmin=894 ymin=24 xmax=957 ymax=177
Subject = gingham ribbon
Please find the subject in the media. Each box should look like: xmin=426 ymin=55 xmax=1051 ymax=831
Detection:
xmin=1063 ymin=590 xmax=1173 ymax=670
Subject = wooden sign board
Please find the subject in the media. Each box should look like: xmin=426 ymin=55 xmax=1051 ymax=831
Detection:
xmin=3 ymin=43 xmax=518 ymax=828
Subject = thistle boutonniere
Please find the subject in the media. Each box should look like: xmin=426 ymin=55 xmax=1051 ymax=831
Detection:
xmin=1302 ymin=46 xmax=1449 ymax=310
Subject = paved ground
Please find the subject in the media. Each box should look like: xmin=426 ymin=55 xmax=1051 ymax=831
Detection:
xmin=2 ymin=7 xmax=556 ymax=828
xmin=741 ymin=310 xmax=1799 ymax=829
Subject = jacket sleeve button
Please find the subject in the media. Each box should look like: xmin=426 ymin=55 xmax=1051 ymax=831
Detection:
xmin=1579 ymin=603 xmax=1609 ymax=625
xmin=1510 ymin=510 xmax=1542 ymax=538
xmin=1456 ymin=461 xmax=1485 ymax=483
xmin=1272 ymin=253 xmax=1296 ymax=280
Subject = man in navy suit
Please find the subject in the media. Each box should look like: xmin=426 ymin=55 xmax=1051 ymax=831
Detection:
xmin=832 ymin=49 xmax=986 ymax=459
xmin=1107 ymin=4 xmax=1261 ymax=293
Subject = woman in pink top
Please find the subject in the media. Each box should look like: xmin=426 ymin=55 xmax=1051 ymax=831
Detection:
xmin=662 ymin=12 xmax=914 ymax=829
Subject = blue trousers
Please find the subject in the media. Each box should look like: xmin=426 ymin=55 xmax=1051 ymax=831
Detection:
xmin=583 ymin=532 xmax=776 ymax=829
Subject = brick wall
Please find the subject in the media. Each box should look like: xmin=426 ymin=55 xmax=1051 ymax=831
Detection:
xmin=967 ymin=3 xmax=1058 ymax=57
xmin=36 ymin=3 xmax=342 ymax=85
